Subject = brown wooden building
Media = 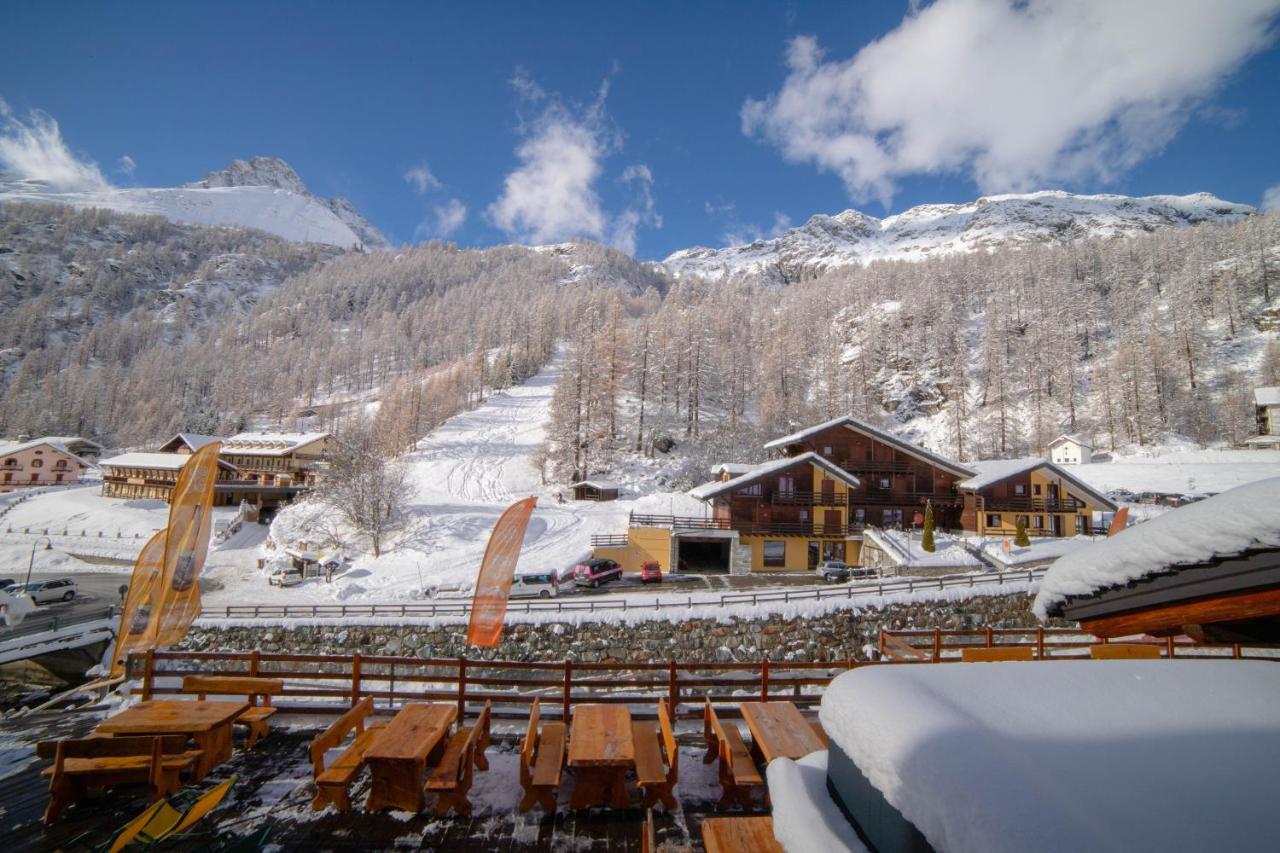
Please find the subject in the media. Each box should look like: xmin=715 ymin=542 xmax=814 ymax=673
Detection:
xmin=219 ymin=432 xmax=331 ymax=490
xmin=957 ymin=458 xmax=1117 ymax=538
xmin=99 ymin=452 xmax=243 ymax=502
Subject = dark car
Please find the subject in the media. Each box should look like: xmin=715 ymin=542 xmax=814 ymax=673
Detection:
xmin=817 ymin=560 xmax=852 ymax=583
xmin=574 ymin=559 xmax=622 ymax=588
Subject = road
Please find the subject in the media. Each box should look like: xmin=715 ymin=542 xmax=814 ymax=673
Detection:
xmin=0 ymin=572 xmax=123 ymax=635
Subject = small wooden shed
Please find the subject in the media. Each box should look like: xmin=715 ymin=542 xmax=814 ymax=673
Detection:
xmin=571 ymin=479 xmax=621 ymax=502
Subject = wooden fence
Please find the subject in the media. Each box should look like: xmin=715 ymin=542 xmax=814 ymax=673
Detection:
xmin=129 ymin=632 xmax=1279 ymax=726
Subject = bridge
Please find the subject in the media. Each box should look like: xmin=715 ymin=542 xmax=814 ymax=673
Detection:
xmin=0 ymin=606 xmax=116 ymax=681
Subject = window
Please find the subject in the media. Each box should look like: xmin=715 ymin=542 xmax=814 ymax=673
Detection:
xmin=883 ymin=508 xmax=903 ymax=526
xmin=54 ymin=459 xmax=67 ymax=469
xmin=853 ymin=508 xmax=865 ymax=524
xmin=1031 ymin=515 xmax=1044 ymax=529
xmin=1033 ymin=484 xmax=1042 ymax=496
xmin=778 ymin=475 xmax=795 ymax=496
xmin=798 ymin=510 xmax=808 ymax=521
xmin=763 ymin=540 xmax=786 ymax=567
xmin=985 ymin=513 xmax=1001 ymax=527
xmin=1075 ymin=515 xmax=1087 ymax=534
xmin=822 ymin=446 xmax=833 ymax=456
xmin=736 ymin=483 xmax=762 ymax=497
xmin=879 ymin=478 xmax=890 ymax=490
xmin=1014 ymin=483 xmax=1025 ymax=495
xmin=30 ymin=458 xmax=42 ymax=468
xmin=1016 ymin=515 xmax=1029 ymax=527
xmin=3 ymin=458 xmax=14 ymax=467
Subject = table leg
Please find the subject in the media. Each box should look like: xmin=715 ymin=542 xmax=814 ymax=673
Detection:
xmin=570 ymin=766 xmax=631 ymax=810
xmin=366 ymin=758 xmax=426 ymax=813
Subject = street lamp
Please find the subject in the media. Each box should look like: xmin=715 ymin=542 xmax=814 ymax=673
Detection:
xmin=25 ymin=535 xmax=52 ymax=588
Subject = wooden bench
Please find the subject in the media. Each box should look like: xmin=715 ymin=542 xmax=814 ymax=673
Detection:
xmin=518 ymin=698 xmax=566 ymax=812
xmin=634 ymin=700 xmax=678 ymax=811
xmin=702 ymin=815 xmax=784 ymax=852
xmin=182 ymin=675 xmax=285 ymax=748
xmin=38 ymin=735 xmax=201 ymax=824
xmin=703 ymin=699 xmax=765 ymax=810
xmin=425 ymin=701 xmax=489 ymax=816
xmin=960 ymin=646 xmax=1035 ymax=662
xmin=1090 ymin=643 xmax=1162 ymax=660
xmin=309 ymin=696 xmax=386 ymax=812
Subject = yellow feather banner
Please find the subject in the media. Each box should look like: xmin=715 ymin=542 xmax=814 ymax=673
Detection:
xmin=108 ymin=529 xmax=166 ymax=679
xmin=151 ymin=441 xmax=222 ymax=647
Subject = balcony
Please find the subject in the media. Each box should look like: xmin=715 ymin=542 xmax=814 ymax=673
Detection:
xmin=628 ymin=513 xmax=863 ymax=539
xmin=853 ymin=489 xmax=960 ymax=507
xmin=978 ymin=496 xmax=1085 ymax=513
xmin=770 ymin=490 xmax=846 ymax=507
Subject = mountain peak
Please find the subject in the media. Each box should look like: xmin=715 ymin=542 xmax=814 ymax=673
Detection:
xmin=185 ymin=156 xmax=310 ymax=194
xmin=665 ymin=190 xmax=1255 ymax=284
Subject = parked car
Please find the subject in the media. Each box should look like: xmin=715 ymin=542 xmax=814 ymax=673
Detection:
xmin=267 ymin=567 xmax=304 ymax=587
xmin=817 ymin=561 xmax=852 ymax=583
xmin=848 ymin=565 xmax=880 ymax=580
xmin=640 ymin=561 xmax=663 ymax=584
xmin=0 ymin=578 xmax=15 ymax=591
xmin=512 ymin=572 xmax=559 ymax=599
xmin=13 ymin=577 xmax=78 ymax=604
xmin=574 ymin=558 xmax=622 ymax=588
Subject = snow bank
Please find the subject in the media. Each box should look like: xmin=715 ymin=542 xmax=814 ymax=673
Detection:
xmin=1033 ymin=477 xmax=1280 ymax=619
xmin=979 ymin=535 xmax=1095 ymax=568
xmin=767 ymin=751 xmax=868 ymax=853
xmin=864 ymin=528 xmax=982 ymax=569
xmin=819 ymin=660 xmax=1280 ymax=853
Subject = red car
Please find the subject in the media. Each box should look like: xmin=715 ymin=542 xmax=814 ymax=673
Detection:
xmin=640 ymin=561 xmax=663 ymax=583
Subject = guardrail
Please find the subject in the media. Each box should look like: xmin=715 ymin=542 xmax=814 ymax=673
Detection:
xmin=197 ymin=568 xmax=1046 ymax=621
xmin=0 ymin=605 xmax=116 ymax=640
xmin=589 ymin=534 xmax=629 ymax=547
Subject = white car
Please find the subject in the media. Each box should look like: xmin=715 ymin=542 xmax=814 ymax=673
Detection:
xmin=511 ymin=572 xmax=559 ymax=599
xmin=13 ymin=578 xmax=79 ymax=604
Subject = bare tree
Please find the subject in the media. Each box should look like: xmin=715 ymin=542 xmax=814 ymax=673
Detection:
xmin=318 ymin=419 xmax=413 ymax=557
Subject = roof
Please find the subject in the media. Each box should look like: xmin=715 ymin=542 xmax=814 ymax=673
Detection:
xmin=819 ymin=661 xmax=1280 ymax=853
xmin=100 ymin=452 xmax=238 ymax=472
xmin=42 ymin=436 xmax=104 ymax=452
xmin=222 ymin=432 xmax=330 ymax=457
xmin=958 ymin=457 xmax=1117 ymax=510
xmin=159 ymin=433 xmax=224 ymax=452
xmin=762 ymin=415 xmax=974 ymax=478
xmin=1255 ymin=386 xmax=1280 ymax=407
xmin=571 ymin=479 xmax=620 ymax=490
xmin=1047 ymin=433 xmax=1092 ymax=449
xmin=710 ymin=462 xmax=756 ymax=476
xmin=0 ymin=438 xmax=91 ymax=465
xmin=689 ymin=452 xmax=861 ymax=501
xmin=1033 ymin=477 xmax=1280 ymax=619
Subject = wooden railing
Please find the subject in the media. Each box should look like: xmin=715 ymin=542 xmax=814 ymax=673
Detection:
xmin=128 ymin=648 xmax=866 ymax=723
xmin=877 ymin=628 xmax=1280 ymax=662
xmin=628 ymin=512 xmax=861 ymax=539
xmin=976 ymin=496 xmax=1085 ymax=513
xmin=770 ymin=491 xmax=847 ymax=507
xmin=589 ymin=534 xmax=629 ymax=547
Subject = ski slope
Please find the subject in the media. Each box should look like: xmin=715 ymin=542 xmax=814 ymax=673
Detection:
xmin=202 ymin=352 xmax=702 ymax=606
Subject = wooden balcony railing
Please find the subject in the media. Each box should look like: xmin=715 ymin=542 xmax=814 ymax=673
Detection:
xmin=629 ymin=512 xmax=863 ymax=539
xmin=770 ymin=490 xmax=846 ymax=507
xmin=978 ymin=496 xmax=1085 ymax=513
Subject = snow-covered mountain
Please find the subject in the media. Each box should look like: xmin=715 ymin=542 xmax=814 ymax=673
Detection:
xmin=0 ymin=156 xmax=388 ymax=251
xmin=664 ymin=191 xmax=1255 ymax=284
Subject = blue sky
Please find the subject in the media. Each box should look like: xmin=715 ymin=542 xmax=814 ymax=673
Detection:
xmin=3 ymin=0 xmax=1279 ymax=258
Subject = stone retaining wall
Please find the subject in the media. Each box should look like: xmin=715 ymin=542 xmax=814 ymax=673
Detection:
xmin=183 ymin=593 xmax=1067 ymax=663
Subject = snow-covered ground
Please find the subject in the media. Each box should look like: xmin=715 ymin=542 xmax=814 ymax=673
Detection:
xmin=865 ymin=528 xmax=982 ymax=570
xmin=977 ymin=535 xmax=1098 ymax=569
xmin=202 ymin=353 xmax=705 ymax=606
xmin=1069 ymin=447 xmax=1280 ymax=496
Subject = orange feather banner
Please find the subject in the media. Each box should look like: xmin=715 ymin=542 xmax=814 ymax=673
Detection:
xmin=1107 ymin=506 xmax=1130 ymax=537
xmin=151 ymin=441 xmax=222 ymax=646
xmin=467 ymin=496 xmax=537 ymax=648
xmin=108 ymin=530 xmax=166 ymax=679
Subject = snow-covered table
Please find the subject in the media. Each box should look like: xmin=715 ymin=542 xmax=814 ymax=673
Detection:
xmin=818 ymin=660 xmax=1280 ymax=853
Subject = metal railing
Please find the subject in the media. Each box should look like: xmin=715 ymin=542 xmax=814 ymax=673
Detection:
xmin=0 ymin=605 xmax=116 ymax=640
xmin=198 ymin=568 xmax=1046 ymax=621
xmin=878 ymin=627 xmax=1280 ymax=663
xmin=589 ymin=534 xmax=629 ymax=548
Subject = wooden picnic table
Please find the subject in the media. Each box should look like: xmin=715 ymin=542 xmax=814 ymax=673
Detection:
xmin=95 ymin=700 xmax=249 ymax=779
xmin=567 ymin=704 xmax=634 ymax=809
xmin=702 ymin=816 xmax=784 ymax=853
xmin=363 ymin=703 xmax=457 ymax=813
xmin=740 ymin=701 xmax=826 ymax=764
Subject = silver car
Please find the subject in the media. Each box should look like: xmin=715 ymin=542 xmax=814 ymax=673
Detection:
xmin=13 ymin=577 xmax=78 ymax=604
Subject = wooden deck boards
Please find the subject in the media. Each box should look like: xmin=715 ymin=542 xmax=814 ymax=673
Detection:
xmin=0 ymin=712 xmax=735 ymax=851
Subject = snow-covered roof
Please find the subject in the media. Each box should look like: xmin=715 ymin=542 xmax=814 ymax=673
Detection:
xmin=571 ymin=479 xmax=620 ymax=490
xmin=710 ymin=462 xmax=756 ymax=477
xmin=958 ymin=457 xmax=1116 ymax=510
xmin=1047 ymin=432 xmax=1092 ymax=449
xmin=819 ymin=660 xmax=1280 ymax=853
xmin=222 ymin=431 xmax=330 ymax=456
xmin=0 ymin=437 xmax=91 ymax=465
xmin=1254 ymin=386 xmax=1280 ymax=407
xmin=100 ymin=452 xmax=237 ymax=472
xmin=42 ymin=435 xmax=104 ymax=452
xmin=762 ymin=415 xmax=974 ymax=478
xmin=161 ymin=433 xmax=224 ymax=452
xmin=1034 ymin=477 xmax=1280 ymax=619
xmin=689 ymin=452 xmax=861 ymax=501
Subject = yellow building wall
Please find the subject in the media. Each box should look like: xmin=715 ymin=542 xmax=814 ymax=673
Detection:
xmin=975 ymin=468 xmax=1097 ymax=537
xmin=591 ymin=527 xmax=673 ymax=574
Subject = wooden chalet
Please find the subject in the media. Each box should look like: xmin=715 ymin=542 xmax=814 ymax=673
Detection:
xmin=957 ymin=458 xmax=1117 ymax=538
xmin=157 ymin=432 xmax=224 ymax=455
xmin=219 ymin=432 xmax=332 ymax=490
xmin=570 ymin=479 xmax=620 ymax=501
xmin=99 ymin=452 xmax=242 ymax=503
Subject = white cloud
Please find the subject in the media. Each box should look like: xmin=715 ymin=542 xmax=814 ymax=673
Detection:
xmin=404 ymin=164 xmax=442 ymax=195
xmin=116 ymin=154 xmax=136 ymax=177
xmin=429 ymin=198 xmax=468 ymax=239
xmin=0 ymin=98 xmax=111 ymax=192
xmin=488 ymin=72 xmax=658 ymax=254
xmin=743 ymin=0 xmax=1280 ymax=204
xmin=1263 ymin=184 xmax=1280 ymax=213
